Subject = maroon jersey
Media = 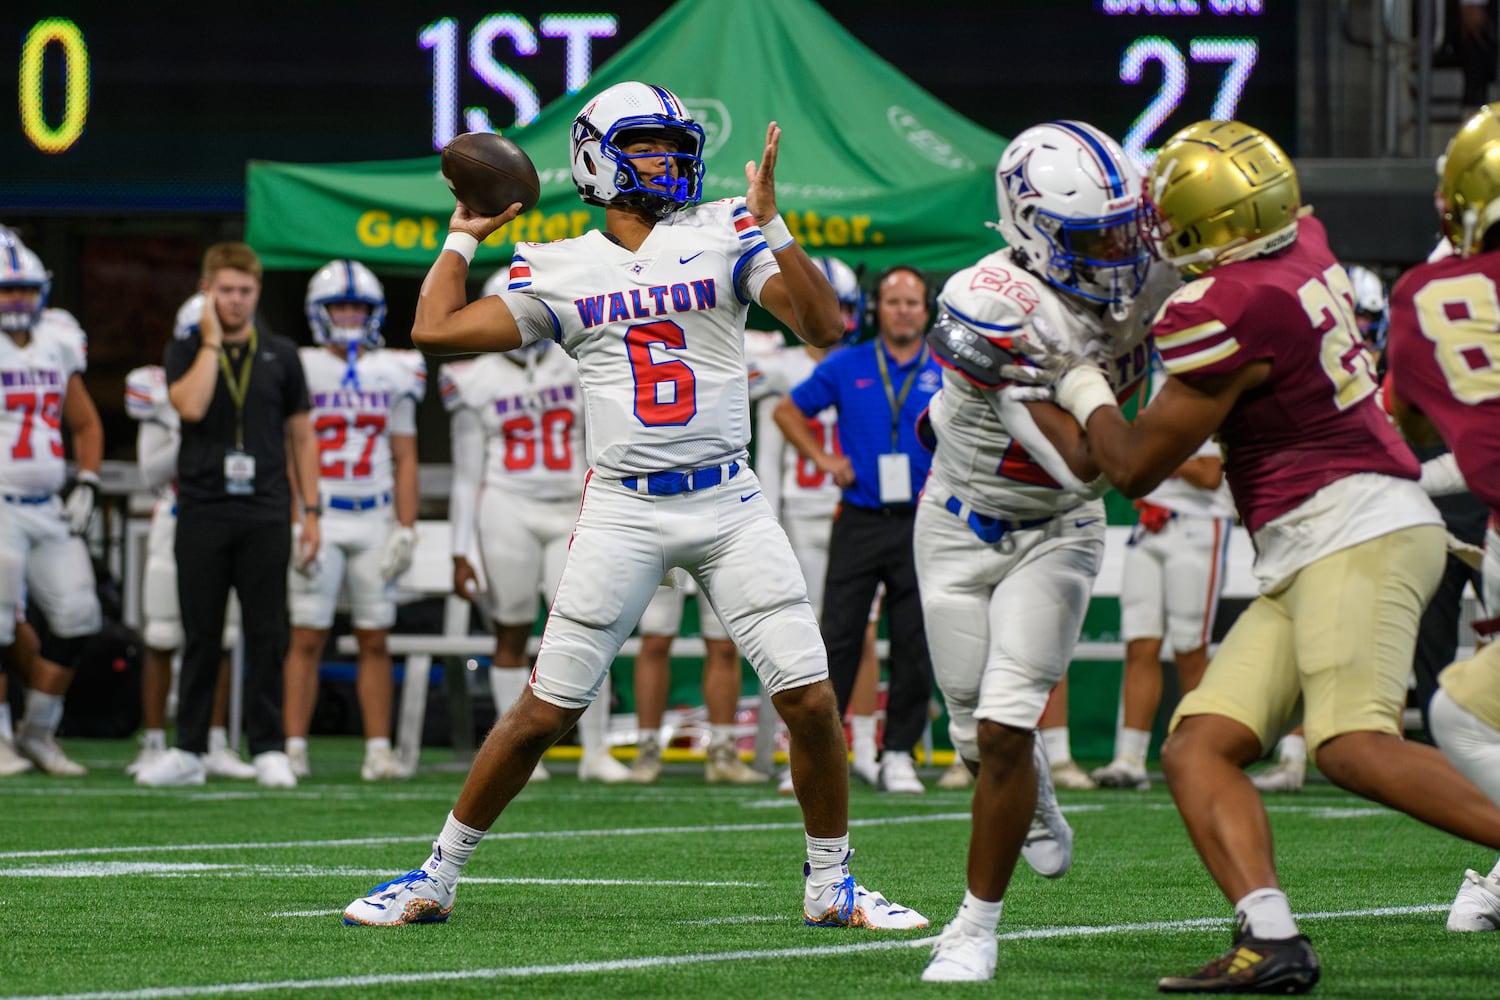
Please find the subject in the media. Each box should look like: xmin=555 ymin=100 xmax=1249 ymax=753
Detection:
xmin=1387 ymin=250 xmax=1500 ymax=520
xmin=1153 ymin=217 xmax=1418 ymax=532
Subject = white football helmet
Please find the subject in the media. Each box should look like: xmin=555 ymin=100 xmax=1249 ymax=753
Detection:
xmin=0 ymin=229 xmax=51 ymax=335
xmin=483 ymin=267 xmax=549 ymax=363
xmin=570 ymin=81 xmax=705 ymax=216
xmin=305 ymin=259 xmax=386 ymax=349
xmin=1346 ymin=264 xmax=1389 ymax=346
xmin=174 ymin=292 xmax=206 ymax=339
xmin=994 ymin=121 xmax=1150 ymax=306
xmin=810 ymin=256 xmax=864 ymax=341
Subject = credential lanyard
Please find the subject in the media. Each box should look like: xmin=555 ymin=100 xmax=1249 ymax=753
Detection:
xmin=219 ymin=328 xmax=257 ymax=450
xmin=873 ymin=341 xmax=926 ymax=451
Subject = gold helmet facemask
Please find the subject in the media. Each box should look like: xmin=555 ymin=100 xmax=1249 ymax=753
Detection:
xmin=1142 ymin=120 xmax=1305 ymax=276
xmin=1437 ymin=103 xmax=1500 ymax=257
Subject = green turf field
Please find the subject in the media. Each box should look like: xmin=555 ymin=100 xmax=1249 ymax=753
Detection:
xmin=2 ymin=736 xmax=1493 ymax=999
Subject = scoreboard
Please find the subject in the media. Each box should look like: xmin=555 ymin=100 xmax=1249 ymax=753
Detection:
xmin=2 ymin=1 xmax=1296 ymax=212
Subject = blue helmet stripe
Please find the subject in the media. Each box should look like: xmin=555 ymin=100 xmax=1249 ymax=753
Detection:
xmin=342 ymin=260 xmax=356 ymax=298
xmin=1052 ymin=121 xmax=1125 ymax=197
xmin=648 ymin=85 xmax=679 ymax=117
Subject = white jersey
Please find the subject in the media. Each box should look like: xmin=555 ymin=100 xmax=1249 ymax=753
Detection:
xmin=927 ymin=252 xmax=1178 ymax=519
xmin=439 ymin=348 xmax=586 ymax=502
xmin=499 ymin=199 xmax=781 ymax=478
xmin=301 ymin=347 xmax=426 ymax=500
xmin=1137 ymin=362 xmax=1236 ymax=519
xmin=125 ymin=364 xmax=181 ymax=499
xmin=746 ymin=333 xmax=840 ymax=518
xmin=0 ymin=309 xmax=87 ymax=496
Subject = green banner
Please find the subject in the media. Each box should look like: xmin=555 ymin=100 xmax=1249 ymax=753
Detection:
xmin=246 ymin=0 xmax=1008 ymax=278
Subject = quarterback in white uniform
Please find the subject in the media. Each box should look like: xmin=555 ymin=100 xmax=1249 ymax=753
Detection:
xmin=282 ymin=260 xmax=424 ymax=782
xmin=345 ymin=81 xmax=923 ymax=931
xmin=443 ymin=274 xmax=633 ymax=785
xmin=124 ymin=331 xmax=254 ymax=782
xmin=0 ymin=231 xmax=104 ymax=777
xmin=1093 ymin=360 xmax=1234 ymax=792
xmin=916 ymin=122 xmax=1176 ymax=982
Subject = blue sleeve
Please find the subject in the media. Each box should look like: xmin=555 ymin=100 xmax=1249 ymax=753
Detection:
xmin=788 ymin=351 xmax=842 ymax=416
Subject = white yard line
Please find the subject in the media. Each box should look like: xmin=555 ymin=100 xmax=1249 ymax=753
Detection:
xmin=0 ymin=812 xmax=980 ymax=860
xmin=0 ymin=904 xmax=1450 ymax=1000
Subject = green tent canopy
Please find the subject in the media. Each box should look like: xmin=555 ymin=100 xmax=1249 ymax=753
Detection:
xmin=245 ymin=0 xmax=1008 ymax=277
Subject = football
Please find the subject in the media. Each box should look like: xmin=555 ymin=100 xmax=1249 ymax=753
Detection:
xmin=440 ymin=132 xmax=541 ymax=216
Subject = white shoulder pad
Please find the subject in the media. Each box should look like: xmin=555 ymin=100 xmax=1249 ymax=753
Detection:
xmin=438 ymin=359 xmax=478 ymax=414
xmin=937 ymin=258 xmax=1047 ymax=341
xmin=37 ymin=309 xmax=88 ymax=375
xmin=392 ymin=349 xmax=428 ymax=403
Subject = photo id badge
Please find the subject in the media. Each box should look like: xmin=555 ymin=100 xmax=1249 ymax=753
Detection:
xmin=877 ymin=452 xmax=912 ymax=504
xmin=224 ymin=449 xmax=256 ymax=496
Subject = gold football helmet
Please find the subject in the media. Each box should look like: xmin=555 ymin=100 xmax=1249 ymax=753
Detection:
xmin=1143 ymin=120 xmax=1302 ymax=276
xmin=1438 ymin=103 xmax=1500 ymax=257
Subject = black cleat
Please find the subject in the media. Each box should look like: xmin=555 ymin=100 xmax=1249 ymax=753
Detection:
xmin=1158 ymin=932 xmax=1320 ymax=994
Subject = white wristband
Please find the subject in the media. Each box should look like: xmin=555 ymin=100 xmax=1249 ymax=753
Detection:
xmin=442 ymin=231 xmax=479 ymax=265
xmin=1056 ymin=366 xmax=1118 ymax=426
xmin=759 ymin=214 xmax=794 ymax=252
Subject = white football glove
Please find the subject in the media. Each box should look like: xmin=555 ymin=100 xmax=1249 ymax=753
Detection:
xmin=380 ymin=525 xmax=417 ymax=581
xmin=64 ymin=470 xmax=100 ymax=536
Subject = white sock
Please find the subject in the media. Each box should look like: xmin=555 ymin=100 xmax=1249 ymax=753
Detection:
xmin=851 ymin=716 xmax=877 ymax=763
xmin=365 ymin=737 xmax=391 ymax=755
xmin=22 ymin=690 xmax=63 ymax=734
xmin=804 ymin=833 xmax=850 ymax=892
xmin=142 ymin=728 xmax=167 ymax=752
xmin=1117 ymin=727 xmax=1151 ymax=765
xmin=286 ymin=736 xmax=309 ymax=755
xmin=1235 ymin=887 xmax=1299 ymax=940
xmin=709 ymin=723 xmax=735 ymax=749
xmin=955 ymin=889 xmax=1003 ymax=936
xmin=489 ymin=666 xmax=528 ymax=715
xmin=637 ymin=727 xmax=660 ymax=750
xmin=422 ymin=811 xmax=486 ymax=890
xmin=0 ymin=703 xmax=13 ymax=743
xmin=1041 ymin=726 xmax=1074 ymax=766
xmin=578 ymin=676 xmax=611 ymax=755
xmin=208 ymin=726 xmax=230 ymax=754
xmin=1277 ymin=733 xmax=1307 ymax=765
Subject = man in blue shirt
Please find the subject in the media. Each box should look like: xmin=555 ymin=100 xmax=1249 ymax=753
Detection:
xmin=774 ymin=265 xmax=941 ymax=793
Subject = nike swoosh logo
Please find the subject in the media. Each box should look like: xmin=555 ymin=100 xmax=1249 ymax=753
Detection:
xmin=740 ymin=491 xmax=762 ymax=502
xmin=679 ymin=252 xmax=704 ymax=265
xmin=1074 ymin=518 xmax=1101 ymax=529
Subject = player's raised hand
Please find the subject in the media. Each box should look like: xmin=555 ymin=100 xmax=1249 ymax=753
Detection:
xmin=745 ymin=121 xmax=782 ymax=225
xmin=449 ymin=200 xmax=523 ymax=243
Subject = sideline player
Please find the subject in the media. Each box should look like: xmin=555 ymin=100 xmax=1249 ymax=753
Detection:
xmin=344 ymin=81 xmax=923 ymax=930
xmin=1092 ymin=359 xmax=1233 ymax=791
xmin=124 ymin=324 xmax=255 ymax=781
xmin=1386 ymin=102 xmax=1500 ymax=933
xmin=0 ymin=229 xmax=103 ymax=776
xmin=1026 ymin=119 xmax=1500 ymax=992
xmin=914 ymin=121 xmax=1175 ymax=983
xmin=282 ymin=260 xmax=425 ymax=781
xmin=442 ymin=286 xmax=633 ymax=785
